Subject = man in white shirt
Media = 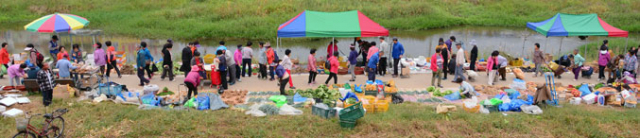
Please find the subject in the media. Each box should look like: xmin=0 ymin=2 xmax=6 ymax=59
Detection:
xmin=378 ymin=37 xmax=390 ymax=76
xmin=455 ymin=42 xmax=465 ymax=81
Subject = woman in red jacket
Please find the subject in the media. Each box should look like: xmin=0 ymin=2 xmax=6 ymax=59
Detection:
xmin=0 ymin=43 xmax=10 ymax=68
xmin=325 ymin=52 xmax=340 ymax=85
xmin=430 ymin=48 xmax=444 ymax=88
xmin=486 ymin=51 xmax=500 ymax=85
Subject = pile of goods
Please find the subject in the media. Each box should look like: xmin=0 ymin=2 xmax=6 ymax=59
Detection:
xmin=295 ymin=85 xmax=341 ymax=105
xmin=220 ymin=90 xmax=248 ymax=106
xmin=120 ymin=65 xmax=136 ymax=74
xmin=71 ymin=63 xmax=99 ymax=73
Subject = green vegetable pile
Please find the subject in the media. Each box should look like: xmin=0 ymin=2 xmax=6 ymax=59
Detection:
xmin=157 ymin=87 xmax=174 ymax=96
xmin=345 ymin=98 xmax=357 ymax=104
xmin=294 ymin=85 xmax=341 ymax=105
xmin=433 ymin=89 xmax=453 ymax=97
xmin=594 ymin=83 xmax=605 ymax=90
xmin=259 ymin=104 xmax=280 ymax=115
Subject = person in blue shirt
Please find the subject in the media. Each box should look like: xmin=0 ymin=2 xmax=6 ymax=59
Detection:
xmin=140 ymin=42 xmax=154 ymax=79
xmin=49 ymin=35 xmax=59 ymax=66
xmin=55 ymin=55 xmax=77 ymax=79
xmin=136 ymin=46 xmax=150 ymax=86
xmin=391 ymin=38 xmax=405 ymax=77
xmin=26 ymin=63 xmax=39 ymax=79
xmin=368 ymin=51 xmax=383 ymax=81
xmin=348 ymin=44 xmax=358 ymax=82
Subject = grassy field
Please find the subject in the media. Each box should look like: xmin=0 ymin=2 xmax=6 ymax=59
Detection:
xmin=0 ymin=0 xmax=639 ymax=40
xmin=1 ymin=96 xmax=639 ymax=137
xmin=577 ymin=38 xmax=640 ymax=61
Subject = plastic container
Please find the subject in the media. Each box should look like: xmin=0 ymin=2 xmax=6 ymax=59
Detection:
xmin=365 ymin=90 xmax=378 ymax=96
xmin=312 ymin=104 xmax=336 ymax=119
xmin=339 ymin=118 xmax=357 ymax=129
xmin=97 ymin=84 xmax=123 ymax=96
xmin=374 ymin=100 xmax=390 ymax=113
xmin=462 ymin=103 xmax=480 ymax=113
xmin=597 ymin=95 xmax=605 ymax=106
xmin=339 ymin=102 xmax=365 ymax=120
xmin=15 ymin=117 xmax=28 ymax=131
xmin=363 ymin=103 xmax=375 ymax=114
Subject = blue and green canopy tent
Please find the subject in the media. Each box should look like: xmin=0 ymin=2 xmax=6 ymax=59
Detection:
xmin=527 ymin=13 xmax=629 ymax=54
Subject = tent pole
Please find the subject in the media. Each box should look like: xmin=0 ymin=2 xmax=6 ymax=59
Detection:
xmin=558 ymin=37 xmax=564 ymax=56
xmin=277 ymin=37 xmax=279 ymax=53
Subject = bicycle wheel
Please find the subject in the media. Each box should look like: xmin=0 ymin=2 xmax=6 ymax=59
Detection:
xmin=12 ymin=131 xmax=36 ymax=138
xmin=47 ymin=117 xmax=65 ymax=138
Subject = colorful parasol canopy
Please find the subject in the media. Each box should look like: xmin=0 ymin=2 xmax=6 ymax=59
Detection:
xmin=278 ymin=10 xmax=389 ymax=38
xmin=526 ymin=13 xmax=628 ymax=37
xmin=24 ymin=13 xmax=90 ymax=33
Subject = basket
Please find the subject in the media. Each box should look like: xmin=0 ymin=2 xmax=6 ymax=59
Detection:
xmin=339 ymin=102 xmax=365 ymax=120
xmin=15 ymin=117 xmax=28 ymax=131
xmin=462 ymin=103 xmax=481 ymax=113
xmin=339 ymin=118 xmax=357 ymax=129
xmin=374 ymin=100 xmax=390 ymax=113
xmin=312 ymin=104 xmax=336 ymax=119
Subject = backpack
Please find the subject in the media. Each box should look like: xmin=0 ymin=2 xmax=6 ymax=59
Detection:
xmin=273 ymin=51 xmax=280 ymax=63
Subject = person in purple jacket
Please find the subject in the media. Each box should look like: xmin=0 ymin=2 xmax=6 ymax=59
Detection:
xmin=93 ymin=42 xmax=107 ymax=75
xmin=348 ymin=44 xmax=358 ymax=82
xmin=598 ymin=46 xmax=611 ymax=81
xmin=184 ymin=65 xmax=203 ymax=99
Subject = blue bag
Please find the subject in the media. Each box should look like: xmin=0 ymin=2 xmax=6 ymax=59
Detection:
xmin=340 ymin=92 xmax=360 ymax=102
xmin=494 ymin=93 xmax=506 ymax=99
xmin=354 ymin=84 xmax=363 ymax=93
xmin=141 ymin=93 xmax=158 ymax=106
xmin=197 ymin=96 xmax=210 ymax=110
xmin=579 ymin=84 xmax=591 ymax=97
xmin=509 ymin=91 xmax=520 ymax=100
xmin=293 ymin=93 xmax=308 ymax=102
xmin=444 ymin=91 xmax=461 ymax=101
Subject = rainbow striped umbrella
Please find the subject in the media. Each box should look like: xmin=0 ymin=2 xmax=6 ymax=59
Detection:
xmin=24 ymin=13 xmax=90 ymax=33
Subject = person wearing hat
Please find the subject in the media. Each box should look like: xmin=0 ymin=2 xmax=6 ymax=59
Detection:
xmin=7 ymin=63 xmax=27 ymax=86
xmin=469 ymin=40 xmax=478 ymax=71
xmin=348 ymin=44 xmax=358 ymax=81
xmin=258 ymin=42 xmax=268 ymax=79
xmin=49 ymin=35 xmax=59 ymax=66
xmin=94 ymin=42 xmax=107 ymax=75
xmin=184 ymin=65 xmax=204 ymax=99
xmin=25 ymin=44 xmax=42 ymax=68
xmin=378 ymin=37 xmax=390 ymax=76
xmin=242 ymin=41 xmax=254 ymax=77
xmin=180 ymin=42 xmax=196 ymax=77
xmin=436 ymin=38 xmax=449 ymax=80
xmin=392 ymin=37 xmax=404 ymax=77
xmin=454 ymin=42 xmax=466 ymax=81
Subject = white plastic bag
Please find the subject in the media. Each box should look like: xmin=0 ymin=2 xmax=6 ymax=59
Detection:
xmin=582 ymin=93 xmax=597 ymax=104
xmin=279 ymin=104 xmax=303 ymax=115
xmin=143 ymin=84 xmax=160 ymax=95
xmin=479 ymin=106 xmax=490 ymax=114
xmin=501 ymin=96 xmax=511 ymax=104
xmin=245 ymin=104 xmax=267 ymax=117
xmin=2 ymin=108 xmax=24 ymax=117
xmin=521 ymin=105 xmax=543 ymax=115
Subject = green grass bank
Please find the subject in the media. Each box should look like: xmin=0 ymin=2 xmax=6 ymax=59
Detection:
xmin=1 ymin=0 xmax=640 ymax=40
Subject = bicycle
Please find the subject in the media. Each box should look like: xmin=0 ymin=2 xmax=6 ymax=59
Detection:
xmin=13 ymin=108 xmax=68 ymax=138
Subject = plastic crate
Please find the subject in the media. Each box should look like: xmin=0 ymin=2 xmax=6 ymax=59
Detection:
xmin=339 ymin=118 xmax=357 ymax=129
xmin=339 ymin=102 xmax=365 ymax=120
xmin=364 ymin=90 xmax=378 ymax=96
xmin=312 ymin=104 xmax=336 ymax=119
xmin=97 ymin=84 xmax=122 ymax=96
xmin=374 ymin=101 xmax=390 ymax=113
xmin=484 ymin=105 xmax=499 ymax=112
xmin=363 ymin=103 xmax=375 ymax=114
xmin=286 ymin=96 xmax=294 ymax=105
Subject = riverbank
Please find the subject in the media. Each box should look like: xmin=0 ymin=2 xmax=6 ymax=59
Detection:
xmin=1 ymin=0 xmax=639 ymax=40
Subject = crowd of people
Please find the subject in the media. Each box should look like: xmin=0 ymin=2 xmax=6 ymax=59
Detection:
xmin=6 ymin=34 xmax=640 ymax=105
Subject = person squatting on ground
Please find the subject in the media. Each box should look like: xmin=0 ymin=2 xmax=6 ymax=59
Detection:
xmin=454 ymin=78 xmax=476 ymax=98
xmin=308 ymin=49 xmax=318 ymax=85
xmin=184 ymin=65 xmax=203 ymax=99
xmin=325 ymin=52 xmax=339 ymax=85
xmin=430 ymin=48 xmax=444 ymax=88
xmin=486 ymin=51 xmax=500 ymax=85
xmin=571 ymin=49 xmax=585 ymax=81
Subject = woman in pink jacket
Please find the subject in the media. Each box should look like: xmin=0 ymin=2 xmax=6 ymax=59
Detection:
xmin=430 ymin=48 xmax=444 ymax=88
xmin=325 ymin=52 xmax=340 ymax=85
xmin=184 ymin=65 xmax=203 ymax=99
xmin=307 ymin=49 xmax=318 ymax=85
xmin=486 ymin=51 xmax=500 ymax=85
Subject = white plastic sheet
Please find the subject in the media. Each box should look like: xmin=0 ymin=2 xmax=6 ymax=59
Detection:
xmin=15 ymin=97 xmax=30 ymax=104
xmin=2 ymin=108 xmax=24 ymax=117
xmin=0 ymin=97 xmax=18 ymax=106
xmin=279 ymin=104 xmax=303 ymax=115
xmin=0 ymin=105 xmax=5 ymax=112
xmin=521 ymin=105 xmax=543 ymax=115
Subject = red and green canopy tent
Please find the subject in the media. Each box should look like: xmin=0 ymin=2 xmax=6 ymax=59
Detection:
xmin=526 ymin=13 xmax=629 ymax=55
xmin=277 ymin=10 xmax=389 ymax=38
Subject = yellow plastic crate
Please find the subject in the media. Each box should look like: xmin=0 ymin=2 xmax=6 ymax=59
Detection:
xmin=374 ymin=101 xmax=389 ymax=113
xmin=363 ymin=103 xmax=375 ymax=114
